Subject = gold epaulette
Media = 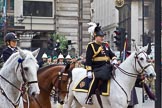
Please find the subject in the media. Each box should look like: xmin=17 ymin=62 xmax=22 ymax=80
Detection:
xmin=86 ymin=42 xmax=94 ymax=50
xmin=88 ymin=41 xmax=94 ymax=45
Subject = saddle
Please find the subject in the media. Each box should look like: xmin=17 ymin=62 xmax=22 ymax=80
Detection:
xmin=72 ymin=76 xmax=111 ymax=96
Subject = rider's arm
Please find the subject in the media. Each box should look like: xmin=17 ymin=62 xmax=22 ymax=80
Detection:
xmin=85 ymin=44 xmax=94 ymax=71
xmin=2 ymin=49 xmax=12 ymax=62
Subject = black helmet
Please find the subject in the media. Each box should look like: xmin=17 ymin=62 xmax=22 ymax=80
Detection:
xmin=94 ymin=23 xmax=106 ymax=36
xmin=4 ymin=32 xmax=19 ymax=42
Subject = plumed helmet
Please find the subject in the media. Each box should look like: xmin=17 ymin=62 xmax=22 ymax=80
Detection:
xmin=58 ymin=53 xmax=64 ymax=59
xmin=42 ymin=53 xmax=48 ymax=59
xmin=87 ymin=22 xmax=105 ymax=37
xmin=66 ymin=54 xmax=71 ymax=59
xmin=4 ymin=32 xmax=19 ymax=42
xmin=94 ymin=23 xmax=106 ymax=36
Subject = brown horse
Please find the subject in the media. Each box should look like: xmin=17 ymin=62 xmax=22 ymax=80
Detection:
xmin=23 ymin=63 xmax=74 ymax=108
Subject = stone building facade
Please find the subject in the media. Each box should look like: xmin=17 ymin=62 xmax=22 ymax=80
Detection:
xmin=0 ymin=0 xmax=92 ymax=56
xmin=91 ymin=0 xmax=155 ymax=51
xmin=91 ymin=0 xmax=119 ymax=50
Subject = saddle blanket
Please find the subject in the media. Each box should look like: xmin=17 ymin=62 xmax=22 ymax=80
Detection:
xmin=72 ymin=76 xmax=110 ymax=96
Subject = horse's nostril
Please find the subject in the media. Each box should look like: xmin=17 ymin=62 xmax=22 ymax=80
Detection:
xmin=150 ymin=73 xmax=156 ymax=78
xmin=150 ymin=74 xmax=153 ymax=77
xmin=32 ymin=92 xmax=36 ymax=96
xmin=60 ymin=100 xmax=64 ymax=105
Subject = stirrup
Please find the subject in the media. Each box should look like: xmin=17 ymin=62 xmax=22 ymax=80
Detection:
xmin=85 ymin=97 xmax=93 ymax=105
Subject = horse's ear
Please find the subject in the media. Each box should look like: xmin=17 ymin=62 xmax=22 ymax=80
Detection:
xmin=32 ymin=48 xmax=40 ymax=58
xmin=143 ymin=44 xmax=149 ymax=52
xmin=17 ymin=47 xmax=26 ymax=59
xmin=135 ymin=44 xmax=140 ymax=52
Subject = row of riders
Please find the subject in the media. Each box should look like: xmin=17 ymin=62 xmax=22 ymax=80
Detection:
xmin=0 ymin=22 xmax=155 ymax=108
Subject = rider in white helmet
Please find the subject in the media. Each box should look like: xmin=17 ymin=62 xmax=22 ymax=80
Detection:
xmin=57 ymin=53 xmax=64 ymax=64
xmin=65 ymin=54 xmax=72 ymax=64
xmin=41 ymin=53 xmax=48 ymax=67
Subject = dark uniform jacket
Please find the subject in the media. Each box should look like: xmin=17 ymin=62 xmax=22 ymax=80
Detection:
xmin=85 ymin=41 xmax=116 ymax=71
xmin=2 ymin=47 xmax=17 ymax=62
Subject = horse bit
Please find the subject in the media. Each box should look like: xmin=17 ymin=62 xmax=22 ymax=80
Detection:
xmin=0 ymin=58 xmax=38 ymax=108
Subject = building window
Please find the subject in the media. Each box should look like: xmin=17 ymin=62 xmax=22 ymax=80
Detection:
xmin=23 ymin=1 xmax=53 ymax=17
xmin=7 ymin=16 xmax=14 ymax=27
xmin=10 ymin=0 xmax=14 ymax=10
xmin=144 ymin=5 xmax=150 ymax=17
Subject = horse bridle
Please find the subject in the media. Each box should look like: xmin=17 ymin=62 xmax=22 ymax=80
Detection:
xmin=134 ymin=51 xmax=152 ymax=75
xmin=114 ymin=51 xmax=153 ymax=77
xmin=112 ymin=51 xmax=153 ymax=103
xmin=0 ymin=58 xmax=38 ymax=108
xmin=52 ymin=67 xmax=69 ymax=104
xmin=31 ymin=66 xmax=69 ymax=107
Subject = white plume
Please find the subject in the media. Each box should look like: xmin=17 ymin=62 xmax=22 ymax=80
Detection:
xmin=87 ymin=22 xmax=97 ymax=36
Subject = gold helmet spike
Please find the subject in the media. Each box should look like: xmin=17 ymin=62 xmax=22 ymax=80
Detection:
xmin=115 ymin=0 xmax=125 ymax=8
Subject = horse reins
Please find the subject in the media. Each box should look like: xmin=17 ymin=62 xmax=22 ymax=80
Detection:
xmin=112 ymin=51 xmax=153 ymax=103
xmin=52 ymin=67 xmax=69 ymax=104
xmin=0 ymin=84 xmax=21 ymax=108
xmin=0 ymin=59 xmax=38 ymax=108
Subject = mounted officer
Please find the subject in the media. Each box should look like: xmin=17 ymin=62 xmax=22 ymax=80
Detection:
xmin=2 ymin=32 xmax=19 ymax=62
xmin=85 ymin=22 xmax=118 ymax=104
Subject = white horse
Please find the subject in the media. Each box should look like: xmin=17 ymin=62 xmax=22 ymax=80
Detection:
xmin=0 ymin=48 xmax=40 ymax=108
xmin=64 ymin=45 xmax=156 ymax=108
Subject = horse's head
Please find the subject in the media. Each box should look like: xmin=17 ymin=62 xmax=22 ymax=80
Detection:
xmin=16 ymin=48 xmax=40 ymax=96
xmin=134 ymin=45 xmax=156 ymax=78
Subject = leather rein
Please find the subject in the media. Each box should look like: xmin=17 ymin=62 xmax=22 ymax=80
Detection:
xmin=52 ymin=67 xmax=69 ymax=104
xmin=112 ymin=51 xmax=153 ymax=103
xmin=0 ymin=59 xmax=38 ymax=108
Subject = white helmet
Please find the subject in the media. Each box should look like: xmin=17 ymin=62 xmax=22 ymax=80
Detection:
xmin=66 ymin=54 xmax=71 ymax=59
xmin=58 ymin=53 xmax=64 ymax=59
xmin=42 ymin=53 xmax=48 ymax=59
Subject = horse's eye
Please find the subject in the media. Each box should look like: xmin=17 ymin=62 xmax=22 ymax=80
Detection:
xmin=140 ymin=57 xmax=144 ymax=61
xmin=23 ymin=67 xmax=29 ymax=71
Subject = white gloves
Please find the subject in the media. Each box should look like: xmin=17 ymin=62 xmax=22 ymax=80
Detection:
xmin=111 ymin=59 xmax=118 ymax=65
xmin=87 ymin=71 xmax=92 ymax=78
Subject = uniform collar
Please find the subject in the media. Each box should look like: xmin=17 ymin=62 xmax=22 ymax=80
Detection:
xmin=94 ymin=41 xmax=102 ymax=45
xmin=8 ymin=46 xmax=16 ymax=51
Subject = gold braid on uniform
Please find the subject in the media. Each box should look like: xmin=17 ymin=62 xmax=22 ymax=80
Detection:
xmin=90 ymin=43 xmax=103 ymax=58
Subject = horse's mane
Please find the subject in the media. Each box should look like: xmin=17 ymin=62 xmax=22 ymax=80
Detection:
xmin=38 ymin=64 xmax=64 ymax=74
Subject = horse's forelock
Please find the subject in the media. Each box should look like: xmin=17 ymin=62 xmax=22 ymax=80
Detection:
xmin=25 ymin=52 xmax=37 ymax=62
